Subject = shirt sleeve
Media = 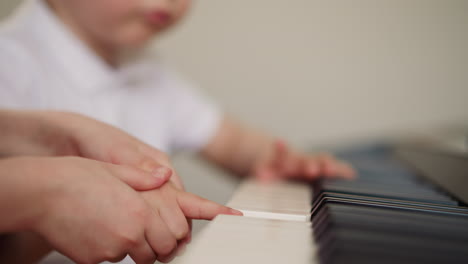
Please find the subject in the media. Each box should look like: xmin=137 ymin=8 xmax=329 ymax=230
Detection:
xmin=162 ymin=69 xmax=222 ymax=153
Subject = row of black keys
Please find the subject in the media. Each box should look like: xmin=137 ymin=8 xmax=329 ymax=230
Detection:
xmin=310 ymin=145 xmax=468 ymax=264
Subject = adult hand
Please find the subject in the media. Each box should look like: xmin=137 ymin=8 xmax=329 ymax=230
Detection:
xmin=0 ymin=110 xmax=179 ymax=187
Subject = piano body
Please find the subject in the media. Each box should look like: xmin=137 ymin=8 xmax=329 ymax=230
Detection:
xmin=177 ymin=143 xmax=468 ymax=264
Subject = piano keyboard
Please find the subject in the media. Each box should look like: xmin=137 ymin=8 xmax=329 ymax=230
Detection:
xmin=175 ymin=214 xmax=316 ymax=264
xmin=175 ymin=180 xmax=315 ymax=264
xmin=177 ymin=144 xmax=468 ymax=264
xmin=312 ymin=145 xmax=468 ymax=264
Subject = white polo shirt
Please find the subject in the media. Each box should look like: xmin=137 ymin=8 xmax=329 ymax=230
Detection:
xmin=0 ymin=0 xmax=221 ymax=155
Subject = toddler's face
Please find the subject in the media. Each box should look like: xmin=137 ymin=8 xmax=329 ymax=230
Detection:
xmin=49 ymin=0 xmax=191 ymax=49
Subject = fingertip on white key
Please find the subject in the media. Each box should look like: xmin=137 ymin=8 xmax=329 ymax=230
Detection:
xmin=239 ymin=209 xmax=310 ymax=222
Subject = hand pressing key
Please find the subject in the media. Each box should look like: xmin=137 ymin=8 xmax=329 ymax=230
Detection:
xmin=139 ymin=183 xmax=242 ymax=263
xmin=0 ymin=157 xmax=241 ymax=264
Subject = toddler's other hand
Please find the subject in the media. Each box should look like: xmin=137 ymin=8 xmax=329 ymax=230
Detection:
xmin=254 ymin=140 xmax=355 ymax=182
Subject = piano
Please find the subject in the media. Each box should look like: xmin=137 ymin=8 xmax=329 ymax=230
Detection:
xmin=176 ymin=143 xmax=468 ymax=264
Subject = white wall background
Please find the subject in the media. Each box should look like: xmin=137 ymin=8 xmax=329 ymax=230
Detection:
xmin=2 ymin=0 xmax=467 ymax=232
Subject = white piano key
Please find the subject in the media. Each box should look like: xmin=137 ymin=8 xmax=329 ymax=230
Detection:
xmin=176 ymin=215 xmax=318 ymax=264
xmin=240 ymin=209 xmax=310 ymax=222
xmin=227 ymin=179 xmax=312 ymax=219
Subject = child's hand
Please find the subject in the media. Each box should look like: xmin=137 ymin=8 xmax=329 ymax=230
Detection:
xmin=254 ymin=140 xmax=355 ymax=182
xmin=140 ymin=183 xmax=243 ymax=263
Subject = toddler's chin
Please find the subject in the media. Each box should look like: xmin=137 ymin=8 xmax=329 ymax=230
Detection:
xmin=116 ymin=29 xmax=157 ymax=49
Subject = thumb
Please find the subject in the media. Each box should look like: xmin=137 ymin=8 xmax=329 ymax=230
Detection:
xmin=177 ymin=192 xmax=243 ymax=220
xmin=107 ymin=163 xmax=172 ymax=191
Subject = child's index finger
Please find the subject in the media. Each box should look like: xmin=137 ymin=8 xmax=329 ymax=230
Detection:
xmin=177 ymin=192 xmax=243 ymax=220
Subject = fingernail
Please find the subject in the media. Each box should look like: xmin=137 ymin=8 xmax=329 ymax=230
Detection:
xmin=152 ymin=167 xmax=172 ymax=179
xmin=230 ymin=208 xmax=243 ymax=216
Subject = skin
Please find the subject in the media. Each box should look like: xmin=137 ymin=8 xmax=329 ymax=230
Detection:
xmin=46 ymin=0 xmax=191 ymax=65
xmin=0 ymin=111 xmax=242 ymax=263
xmin=0 ymin=110 xmax=184 ymax=188
xmin=202 ymin=117 xmax=355 ymax=181
xmin=0 ymin=156 xmax=241 ymax=264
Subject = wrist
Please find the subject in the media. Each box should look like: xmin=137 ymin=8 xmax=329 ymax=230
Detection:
xmin=22 ymin=157 xmax=68 ymax=234
xmin=25 ymin=111 xmax=80 ymax=157
xmin=0 ymin=110 xmax=69 ymax=157
xmin=0 ymin=111 xmax=35 ymax=156
xmin=1 ymin=157 xmax=60 ymax=233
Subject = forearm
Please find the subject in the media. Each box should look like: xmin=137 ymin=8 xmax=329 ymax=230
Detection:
xmin=0 ymin=110 xmax=75 ymax=158
xmin=201 ymin=117 xmax=274 ymax=176
xmin=0 ymin=110 xmax=40 ymax=157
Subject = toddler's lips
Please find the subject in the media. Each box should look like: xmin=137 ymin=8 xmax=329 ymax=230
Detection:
xmin=146 ymin=10 xmax=172 ymax=26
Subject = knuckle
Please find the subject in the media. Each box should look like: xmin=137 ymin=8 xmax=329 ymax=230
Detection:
xmin=158 ymin=238 xmax=177 ymax=256
xmin=174 ymin=222 xmax=190 ymax=240
xmin=137 ymin=252 xmax=157 ymax=264
xmin=115 ymin=228 xmax=142 ymax=250
xmin=101 ymin=248 xmax=126 ymax=262
xmin=120 ymin=234 xmax=139 ymax=249
xmin=132 ymin=204 xmax=151 ymax=223
xmin=102 ymin=248 xmax=118 ymax=260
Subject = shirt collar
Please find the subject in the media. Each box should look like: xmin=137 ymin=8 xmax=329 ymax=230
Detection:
xmin=16 ymin=0 xmax=118 ymax=93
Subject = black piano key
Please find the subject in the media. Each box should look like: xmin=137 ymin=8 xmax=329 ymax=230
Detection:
xmin=310 ymin=144 xmax=468 ymax=264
